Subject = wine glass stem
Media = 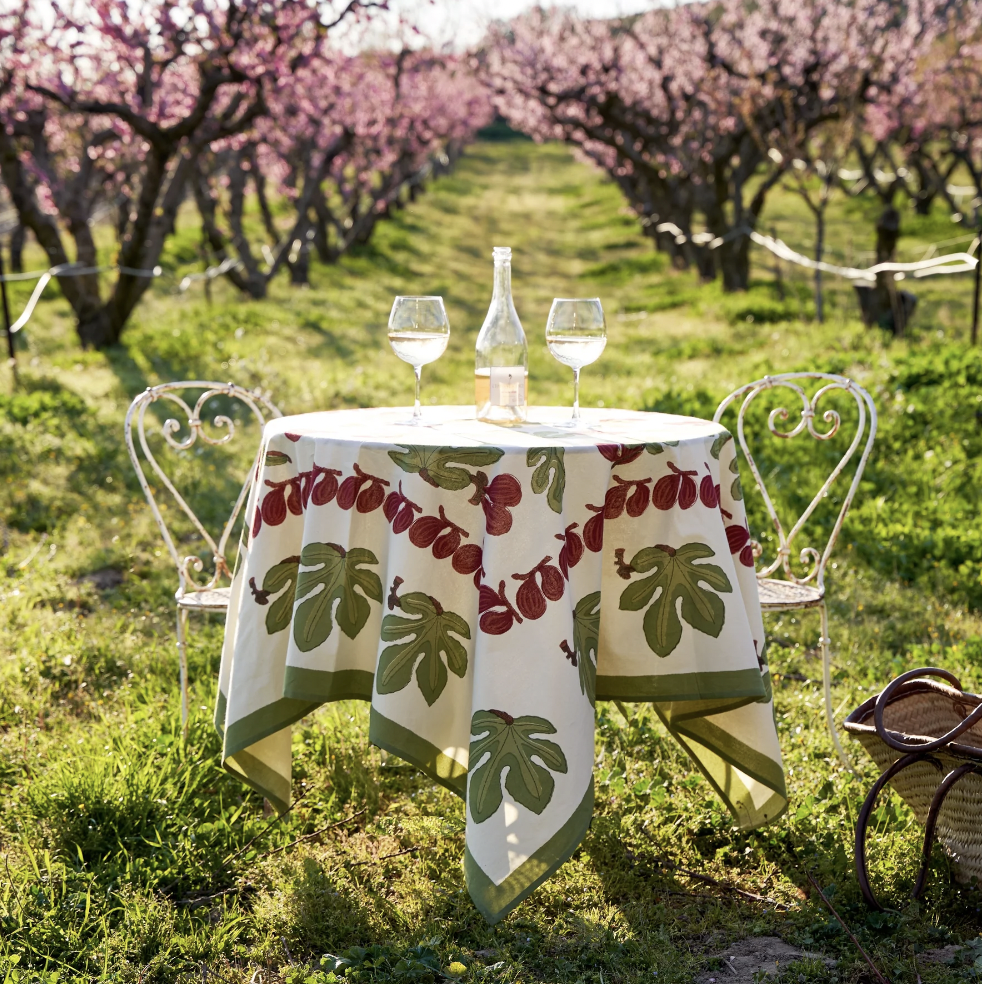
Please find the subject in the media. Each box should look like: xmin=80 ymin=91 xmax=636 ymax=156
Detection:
xmin=413 ymin=365 xmax=422 ymax=420
xmin=572 ymin=367 xmax=581 ymax=422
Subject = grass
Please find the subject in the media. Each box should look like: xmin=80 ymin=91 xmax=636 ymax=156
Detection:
xmin=1 ymin=138 xmax=982 ymax=982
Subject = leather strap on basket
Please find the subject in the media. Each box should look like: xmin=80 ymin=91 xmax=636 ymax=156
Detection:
xmin=855 ymin=752 xmax=942 ymax=911
xmin=873 ymin=667 xmax=982 ymax=753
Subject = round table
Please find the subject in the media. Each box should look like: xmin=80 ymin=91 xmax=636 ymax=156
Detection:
xmin=216 ymin=406 xmax=786 ymax=923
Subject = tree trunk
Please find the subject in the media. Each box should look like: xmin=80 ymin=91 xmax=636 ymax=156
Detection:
xmin=226 ymin=160 xmax=268 ymax=298
xmin=76 ymin=302 xmax=118 ymax=349
xmin=718 ymin=236 xmax=751 ymax=292
xmin=691 ymin=244 xmax=716 ymax=281
xmin=873 ymin=205 xmax=905 ymax=336
xmin=814 ymin=211 xmax=825 ymax=323
xmin=288 ymin=243 xmax=310 ymax=285
xmin=311 ymin=188 xmax=334 ymax=262
xmin=9 ymin=223 xmax=25 ymax=273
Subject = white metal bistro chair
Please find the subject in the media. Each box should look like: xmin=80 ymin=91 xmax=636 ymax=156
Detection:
xmin=714 ymin=373 xmax=877 ymax=771
xmin=124 ymin=381 xmax=281 ymax=729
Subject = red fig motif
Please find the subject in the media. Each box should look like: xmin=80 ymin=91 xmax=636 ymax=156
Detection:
xmin=432 ymin=529 xmax=461 ymax=560
xmin=383 ymin=490 xmax=401 ymax=522
xmin=627 ymin=482 xmax=651 ymax=517
xmin=483 ymin=500 xmax=513 ymax=536
xmin=652 ymin=472 xmax=681 ymax=510
xmin=487 ymin=473 xmax=522 ymax=506
xmin=699 ymin=466 xmax=720 ymax=509
xmin=286 ymin=480 xmax=303 ymax=516
xmin=516 ymin=578 xmax=547 ymax=620
xmin=584 ymin=505 xmax=605 ymax=552
xmin=604 ymin=483 xmax=628 ymax=520
xmin=678 ymin=473 xmax=698 ymax=509
xmin=337 ymin=475 xmax=360 ymax=510
xmin=357 ymin=481 xmax=386 ymax=513
xmin=393 ymin=501 xmax=416 ymax=534
xmin=409 ymin=514 xmax=446 ymax=548
xmin=261 ymin=485 xmax=287 ymax=526
xmin=452 ymin=543 xmax=483 ymax=575
xmin=556 ymin=523 xmax=584 ymax=579
xmin=739 ymin=544 xmax=755 ymax=568
xmin=252 ymin=506 xmax=262 ymax=539
xmin=597 ymin=444 xmax=645 ymax=467
xmin=726 ymin=523 xmax=751 ymax=555
xmin=480 ymin=610 xmax=513 ymax=635
xmin=479 ymin=580 xmax=522 ymax=635
xmin=540 ymin=563 xmax=565 ymax=601
xmin=310 ymin=467 xmax=340 ymax=506
xmin=479 ymin=473 xmax=522 ymax=536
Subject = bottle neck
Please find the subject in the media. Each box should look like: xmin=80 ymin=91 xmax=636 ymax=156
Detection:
xmin=492 ymin=260 xmax=512 ymax=303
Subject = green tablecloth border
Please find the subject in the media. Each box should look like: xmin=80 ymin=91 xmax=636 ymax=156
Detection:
xmin=284 ymin=666 xmax=375 ymax=703
xmin=655 ymin=709 xmax=788 ymax=829
xmin=369 ymin=708 xmax=469 ymax=797
xmin=464 ymin=779 xmax=595 ymax=925
xmin=224 ymin=748 xmax=294 ymax=815
xmin=214 ymin=688 xmax=227 ymax=741
xmin=223 ymin=695 xmax=320 ymax=769
xmin=596 ymin=667 xmax=766 ymax=703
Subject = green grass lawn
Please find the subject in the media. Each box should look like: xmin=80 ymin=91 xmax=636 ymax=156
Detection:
xmin=2 ymin=139 xmax=982 ymax=983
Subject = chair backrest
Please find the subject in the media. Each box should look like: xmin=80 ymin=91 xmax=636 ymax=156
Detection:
xmin=713 ymin=372 xmax=877 ymax=591
xmin=124 ymin=381 xmax=281 ymax=597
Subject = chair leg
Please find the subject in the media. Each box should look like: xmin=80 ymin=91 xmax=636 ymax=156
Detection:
xmin=176 ymin=606 xmax=190 ymax=735
xmin=821 ymin=601 xmax=854 ymax=772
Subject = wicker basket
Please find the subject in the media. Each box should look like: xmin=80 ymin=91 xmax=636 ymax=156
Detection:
xmin=843 ymin=667 xmax=982 ymax=910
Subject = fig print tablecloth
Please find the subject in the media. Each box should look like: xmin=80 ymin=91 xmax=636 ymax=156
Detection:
xmin=215 ymin=406 xmax=786 ymax=923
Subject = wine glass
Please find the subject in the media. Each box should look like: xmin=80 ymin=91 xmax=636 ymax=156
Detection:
xmin=545 ymin=298 xmax=607 ymax=424
xmin=388 ymin=296 xmax=450 ymax=423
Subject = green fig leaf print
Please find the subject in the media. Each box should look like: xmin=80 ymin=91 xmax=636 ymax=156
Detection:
xmin=377 ymin=592 xmax=471 ymax=705
xmin=645 ymin=440 xmax=678 ymax=455
xmin=572 ymin=591 xmax=601 ymax=703
xmin=527 ymin=447 xmax=565 ymax=513
xmin=618 ymin=543 xmax=732 ymax=657
xmin=468 ymin=710 xmax=568 ymax=824
xmin=265 ymin=449 xmax=292 ymax=466
xmin=388 ymin=446 xmax=504 ymax=491
xmin=709 ymin=431 xmax=732 ymax=460
xmin=729 ymin=453 xmax=743 ymax=500
xmin=293 ymin=543 xmax=382 ymax=652
xmin=251 ymin=555 xmax=301 ymax=634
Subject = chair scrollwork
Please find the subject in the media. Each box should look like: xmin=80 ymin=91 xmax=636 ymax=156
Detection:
xmin=124 ymin=381 xmax=282 ymax=598
xmin=714 ymin=373 xmax=877 ymax=591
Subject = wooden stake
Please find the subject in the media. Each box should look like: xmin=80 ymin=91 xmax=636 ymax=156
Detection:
xmin=0 ymin=237 xmax=16 ymax=383
xmin=972 ymin=228 xmax=980 ymax=346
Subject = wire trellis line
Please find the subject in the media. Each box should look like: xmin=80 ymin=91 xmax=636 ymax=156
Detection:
xmin=642 ymin=221 xmax=978 ymax=282
xmin=2 ymin=262 xmax=162 ymax=337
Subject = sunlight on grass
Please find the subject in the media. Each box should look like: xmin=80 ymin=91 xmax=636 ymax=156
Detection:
xmin=2 ymin=140 xmax=982 ymax=982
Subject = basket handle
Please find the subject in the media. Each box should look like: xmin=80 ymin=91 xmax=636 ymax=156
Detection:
xmin=855 ymin=752 xmax=942 ymax=910
xmin=873 ymin=667 xmax=982 ymax=753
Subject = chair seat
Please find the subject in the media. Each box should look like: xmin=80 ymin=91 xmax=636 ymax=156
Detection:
xmin=177 ymin=586 xmax=231 ymax=610
xmin=757 ymin=578 xmax=823 ymax=611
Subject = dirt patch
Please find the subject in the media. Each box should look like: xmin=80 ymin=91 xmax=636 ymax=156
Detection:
xmin=697 ymin=936 xmax=835 ymax=982
xmin=76 ymin=568 xmax=125 ymax=591
xmin=918 ymin=945 xmax=962 ymax=966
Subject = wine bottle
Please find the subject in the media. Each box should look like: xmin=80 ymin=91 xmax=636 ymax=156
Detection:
xmin=475 ymin=246 xmax=528 ymax=425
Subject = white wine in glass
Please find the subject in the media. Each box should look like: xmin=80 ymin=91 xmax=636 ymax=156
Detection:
xmin=388 ymin=296 xmax=450 ymax=423
xmin=545 ymin=298 xmax=606 ymax=424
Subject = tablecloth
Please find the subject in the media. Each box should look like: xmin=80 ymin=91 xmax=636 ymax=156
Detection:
xmin=215 ymin=406 xmax=786 ymax=923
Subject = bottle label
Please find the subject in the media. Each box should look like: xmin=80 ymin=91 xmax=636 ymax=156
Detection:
xmin=490 ymin=367 xmax=525 ymax=407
